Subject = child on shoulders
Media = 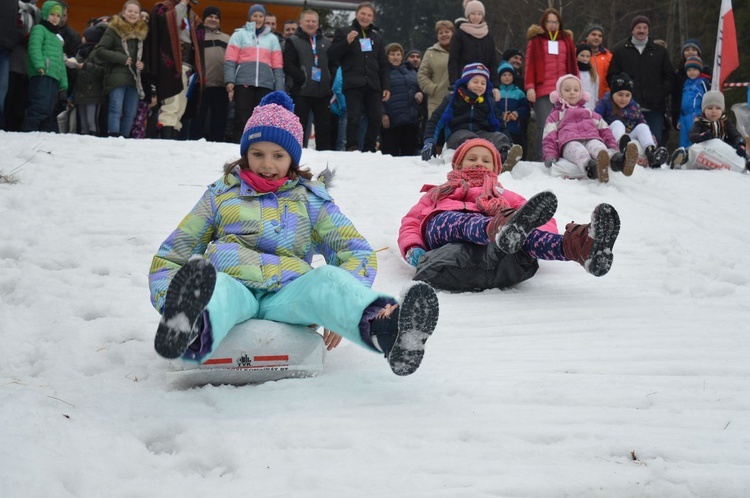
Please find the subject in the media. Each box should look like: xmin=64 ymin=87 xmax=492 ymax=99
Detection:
xmin=399 ymin=138 xmax=621 ymax=292
xmin=594 ymin=72 xmax=668 ymax=168
xmin=670 ymin=90 xmax=749 ymax=173
xmin=543 ymin=74 xmax=637 ymax=183
xmin=149 ymin=92 xmax=440 ymax=376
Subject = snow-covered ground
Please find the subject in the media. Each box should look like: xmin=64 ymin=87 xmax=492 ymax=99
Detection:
xmin=1 ymin=132 xmax=749 ymax=497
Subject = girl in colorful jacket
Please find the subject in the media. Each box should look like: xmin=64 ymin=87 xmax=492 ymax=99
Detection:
xmin=22 ymin=1 xmax=68 ymax=132
xmin=543 ymin=74 xmax=637 ymax=183
xmin=399 ymin=138 xmax=621 ymax=290
xmin=224 ymin=4 xmax=285 ymax=143
xmin=594 ymin=72 xmax=668 ymax=168
xmin=149 ymin=92 xmax=439 ymax=377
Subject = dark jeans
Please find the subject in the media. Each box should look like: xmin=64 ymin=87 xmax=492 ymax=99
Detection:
xmin=381 ymin=123 xmax=417 ymax=157
xmin=293 ymin=95 xmax=332 ymax=151
xmin=643 ymin=110 xmax=665 ymax=145
xmin=190 ymin=87 xmax=230 ymax=142
xmin=345 ymin=86 xmax=382 ymax=152
xmin=22 ymin=75 xmax=59 ymax=132
xmin=233 ymin=85 xmax=271 ymax=143
xmin=0 ymin=48 xmax=10 ymax=130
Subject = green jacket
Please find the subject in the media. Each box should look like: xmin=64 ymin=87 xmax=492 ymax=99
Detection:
xmin=26 ymin=23 xmax=68 ymax=90
xmin=94 ymin=15 xmax=148 ymax=95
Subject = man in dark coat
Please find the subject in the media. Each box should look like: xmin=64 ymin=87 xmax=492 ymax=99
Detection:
xmin=145 ymin=0 xmax=205 ymax=139
xmin=607 ymin=15 xmax=674 ymax=145
xmin=328 ymin=2 xmax=390 ymax=152
xmin=283 ymin=10 xmax=332 ymax=150
xmin=0 ymin=0 xmax=21 ymax=129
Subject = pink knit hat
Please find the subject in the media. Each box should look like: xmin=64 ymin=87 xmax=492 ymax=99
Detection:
xmin=451 ymin=138 xmax=502 ymax=174
xmin=240 ymin=92 xmax=303 ymax=164
xmin=463 ymin=0 xmax=485 ymax=17
xmin=549 ymin=74 xmax=589 ymax=104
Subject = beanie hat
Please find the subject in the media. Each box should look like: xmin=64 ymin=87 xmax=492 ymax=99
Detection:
xmin=684 ymin=55 xmax=703 ymax=72
xmin=203 ymin=6 xmax=221 ymax=20
xmin=549 ymin=74 xmax=588 ymax=104
xmin=497 ymin=61 xmax=515 ymax=78
xmin=583 ymin=24 xmax=604 ymax=39
xmin=82 ymin=25 xmax=104 ymax=44
xmin=610 ymin=72 xmax=634 ymax=95
xmin=247 ymin=4 xmax=266 ymax=20
xmin=463 ymin=0 xmax=485 ymax=17
xmin=630 ymin=15 xmax=650 ymax=31
xmin=385 ymin=42 xmax=404 ymax=55
xmin=452 ymin=138 xmax=502 ymax=174
xmin=461 ymin=62 xmax=490 ymax=82
xmin=702 ymin=90 xmax=725 ymax=112
xmin=240 ymin=92 xmax=303 ymax=164
xmin=405 ymin=48 xmax=421 ymax=59
xmin=43 ymin=1 xmax=62 ymax=18
xmin=681 ymin=38 xmax=702 ymax=56
xmin=502 ymin=48 xmax=522 ymax=62
xmin=576 ymin=43 xmax=592 ymax=55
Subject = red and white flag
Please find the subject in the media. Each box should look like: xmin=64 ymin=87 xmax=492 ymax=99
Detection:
xmin=712 ymin=0 xmax=739 ymax=91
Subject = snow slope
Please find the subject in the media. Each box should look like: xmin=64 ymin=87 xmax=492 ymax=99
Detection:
xmin=1 ymin=132 xmax=749 ymax=497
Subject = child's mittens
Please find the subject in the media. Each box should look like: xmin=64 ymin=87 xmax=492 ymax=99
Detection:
xmin=544 ymin=157 xmax=557 ymax=168
xmin=735 ymin=143 xmax=747 ymax=157
xmin=405 ymin=247 xmax=426 ymax=267
xmin=421 ymin=139 xmax=436 ymax=161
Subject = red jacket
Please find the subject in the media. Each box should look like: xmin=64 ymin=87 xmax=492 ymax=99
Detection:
xmin=524 ymin=25 xmax=578 ymax=97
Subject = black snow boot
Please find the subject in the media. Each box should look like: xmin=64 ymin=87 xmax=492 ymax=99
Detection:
xmin=488 ymin=191 xmax=558 ymax=254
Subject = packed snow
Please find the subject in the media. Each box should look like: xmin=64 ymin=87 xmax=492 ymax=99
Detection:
xmin=1 ymin=131 xmax=749 ymax=497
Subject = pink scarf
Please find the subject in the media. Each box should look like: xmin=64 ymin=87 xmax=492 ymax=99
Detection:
xmin=459 ymin=21 xmax=488 ymax=39
xmin=429 ymin=167 xmax=509 ymax=216
xmin=240 ymin=169 xmax=289 ymax=193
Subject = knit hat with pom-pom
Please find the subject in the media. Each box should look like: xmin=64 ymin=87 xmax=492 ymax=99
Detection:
xmin=240 ymin=91 xmax=303 ymax=164
xmin=451 ymin=137 xmax=502 ymax=174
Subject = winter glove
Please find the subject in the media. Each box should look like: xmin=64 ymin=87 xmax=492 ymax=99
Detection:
xmin=421 ymin=139 xmax=436 ymax=161
xmin=405 ymin=247 xmax=426 ymax=267
xmin=544 ymin=157 xmax=557 ymax=168
xmin=736 ymin=143 xmax=747 ymax=157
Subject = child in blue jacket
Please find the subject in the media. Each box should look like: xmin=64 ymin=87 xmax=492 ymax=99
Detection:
xmin=149 ymin=92 xmax=439 ymax=376
xmin=678 ymin=56 xmax=710 ymax=148
xmin=496 ymin=62 xmax=530 ymax=153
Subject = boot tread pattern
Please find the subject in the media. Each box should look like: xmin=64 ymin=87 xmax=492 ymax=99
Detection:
xmin=388 ymin=283 xmax=439 ymax=376
xmin=585 ymin=204 xmax=620 ymax=277
xmin=495 ymin=191 xmax=558 ymax=254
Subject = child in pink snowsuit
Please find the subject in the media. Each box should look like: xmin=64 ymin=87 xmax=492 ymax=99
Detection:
xmin=399 ymin=138 xmax=622 ymax=286
xmin=542 ymin=74 xmax=637 ymax=183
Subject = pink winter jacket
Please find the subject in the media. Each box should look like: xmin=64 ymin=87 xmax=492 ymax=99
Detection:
xmin=542 ymin=100 xmax=617 ymax=161
xmin=398 ymin=185 xmax=559 ymax=256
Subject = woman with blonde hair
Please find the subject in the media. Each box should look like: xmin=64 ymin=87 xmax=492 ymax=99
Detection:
xmin=418 ymin=20 xmax=454 ymax=118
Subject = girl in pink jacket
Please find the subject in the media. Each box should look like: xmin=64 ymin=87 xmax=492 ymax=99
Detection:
xmin=542 ymin=74 xmax=638 ymax=183
xmin=399 ymin=138 xmax=621 ymax=289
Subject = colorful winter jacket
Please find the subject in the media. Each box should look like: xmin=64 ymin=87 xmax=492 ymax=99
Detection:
xmin=679 ymin=76 xmax=710 ymax=147
xmin=26 ymin=8 xmax=68 ymax=90
xmin=95 ymin=15 xmax=148 ymax=95
xmin=224 ymin=23 xmax=284 ymax=90
xmin=542 ymin=99 xmax=616 ymax=161
xmin=203 ymin=27 xmax=230 ymax=88
xmin=149 ymin=171 xmax=377 ymax=314
xmin=688 ymin=113 xmax=744 ymax=149
xmin=496 ymin=79 xmax=530 ymax=137
xmin=398 ymin=185 xmax=558 ymax=257
xmin=594 ymin=91 xmax=647 ymax=133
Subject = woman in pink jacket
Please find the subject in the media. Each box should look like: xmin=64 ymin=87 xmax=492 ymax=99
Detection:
xmin=542 ymin=74 xmax=639 ymax=183
xmin=398 ymin=138 xmax=621 ymax=291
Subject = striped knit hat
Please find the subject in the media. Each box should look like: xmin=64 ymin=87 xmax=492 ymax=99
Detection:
xmin=461 ymin=62 xmax=490 ymax=82
xmin=684 ymin=56 xmax=703 ymax=71
xmin=240 ymin=92 xmax=303 ymax=164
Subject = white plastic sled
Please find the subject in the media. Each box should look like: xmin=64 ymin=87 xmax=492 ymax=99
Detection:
xmin=166 ymin=320 xmax=325 ymax=387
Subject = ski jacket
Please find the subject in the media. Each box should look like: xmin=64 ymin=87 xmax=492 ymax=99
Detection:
xmin=594 ymin=92 xmax=647 ymax=133
xmin=283 ymin=27 xmax=332 ymax=99
xmin=26 ymin=22 xmax=68 ymax=90
xmin=689 ymin=114 xmax=744 ymax=149
xmin=680 ymin=77 xmax=709 ymax=116
xmin=672 ymin=61 xmax=712 ymax=124
xmin=448 ymin=24 xmax=499 ymax=87
xmin=328 ymin=20 xmax=389 ymax=92
xmin=524 ymin=25 xmax=578 ymax=97
xmin=203 ymin=27 xmax=230 ymax=88
xmin=95 ymin=15 xmax=148 ymax=94
xmin=424 ymin=86 xmax=502 ymax=144
xmin=383 ymin=62 xmax=420 ymax=128
xmin=149 ymin=171 xmax=377 ymax=314
xmin=606 ymin=37 xmax=674 ymax=112
xmin=330 ymin=67 xmax=346 ymax=116
xmin=418 ymin=42 xmax=450 ymax=118
xmin=542 ymin=99 xmax=616 ymax=160
xmin=224 ymin=23 xmax=284 ymax=90
xmin=591 ymin=48 xmax=612 ymax=99
xmin=496 ymin=81 xmax=530 ymax=137
xmin=398 ymin=185 xmax=558 ymax=257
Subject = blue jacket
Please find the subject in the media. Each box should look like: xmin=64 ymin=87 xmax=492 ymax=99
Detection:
xmin=679 ymin=77 xmax=709 ymax=147
xmin=382 ymin=63 xmax=420 ymax=128
xmin=496 ymin=82 xmax=529 ymax=137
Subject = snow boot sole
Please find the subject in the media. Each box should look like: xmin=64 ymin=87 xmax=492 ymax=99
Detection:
xmin=621 ymin=142 xmax=638 ymax=176
xmin=503 ymin=144 xmax=523 ymax=172
xmin=495 ymin=191 xmax=558 ymax=254
xmin=154 ymin=258 xmax=217 ymax=359
xmin=388 ymin=283 xmax=439 ymax=376
xmin=585 ymin=203 xmax=620 ymax=277
xmin=596 ymin=149 xmax=610 ymax=183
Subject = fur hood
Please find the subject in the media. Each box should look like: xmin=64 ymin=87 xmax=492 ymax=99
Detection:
xmin=108 ymin=14 xmax=148 ymax=41
xmin=526 ymin=24 xmax=574 ymax=41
